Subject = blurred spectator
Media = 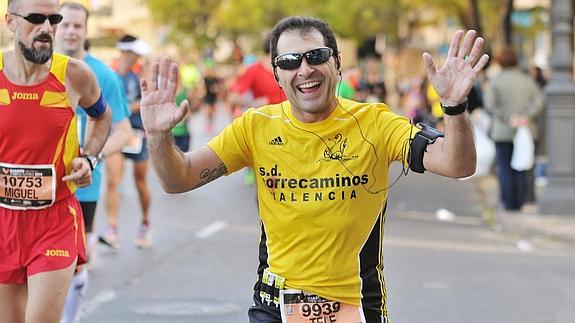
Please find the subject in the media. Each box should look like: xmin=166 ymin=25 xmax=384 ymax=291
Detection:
xmin=172 ymin=85 xmax=194 ymax=152
xmin=171 ymin=60 xmax=201 ymax=152
xmin=201 ymin=58 xmax=222 ymax=133
xmin=484 ymin=47 xmax=544 ymax=211
xmin=100 ymin=34 xmax=153 ymax=249
xmin=228 ymin=34 xmax=285 ymax=111
xmin=467 ymin=83 xmax=484 ymax=113
xmin=528 ymin=66 xmax=549 ymax=203
xmin=530 ymin=66 xmax=548 ymax=89
xmin=231 ymin=41 xmax=244 ymax=66
xmin=358 ymin=60 xmax=387 ymax=102
xmin=426 ymin=83 xmax=443 ymax=130
xmin=336 ymin=67 xmax=360 ymax=99
xmin=403 ymin=76 xmax=429 ymax=123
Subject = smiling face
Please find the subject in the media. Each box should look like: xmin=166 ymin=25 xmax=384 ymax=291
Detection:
xmin=275 ymin=29 xmax=339 ymax=123
xmin=55 ymin=6 xmax=88 ymax=58
xmin=8 ymin=0 xmax=60 ymax=64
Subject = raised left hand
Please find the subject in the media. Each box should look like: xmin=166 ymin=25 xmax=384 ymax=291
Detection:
xmin=423 ymin=30 xmax=489 ymax=107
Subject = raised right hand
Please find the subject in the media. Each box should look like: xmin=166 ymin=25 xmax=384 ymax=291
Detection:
xmin=140 ymin=57 xmax=190 ymax=134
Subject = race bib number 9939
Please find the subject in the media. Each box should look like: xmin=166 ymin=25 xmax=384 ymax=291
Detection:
xmin=279 ymin=290 xmax=365 ymax=323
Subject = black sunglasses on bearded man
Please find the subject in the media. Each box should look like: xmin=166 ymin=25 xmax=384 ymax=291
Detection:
xmin=11 ymin=12 xmax=63 ymax=25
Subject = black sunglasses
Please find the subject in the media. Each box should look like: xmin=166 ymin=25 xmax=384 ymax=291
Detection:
xmin=274 ymin=47 xmax=334 ymax=70
xmin=11 ymin=12 xmax=63 ymax=25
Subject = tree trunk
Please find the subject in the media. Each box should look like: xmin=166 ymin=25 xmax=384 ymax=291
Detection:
xmin=469 ymin=0 xmax=483 ymax=36
xmin=501 ymin=0 xmax=514 ymax=46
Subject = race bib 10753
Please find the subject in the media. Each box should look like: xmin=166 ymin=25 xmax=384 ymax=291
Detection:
xmin=0 ymin=162 xmax=56 ymax=210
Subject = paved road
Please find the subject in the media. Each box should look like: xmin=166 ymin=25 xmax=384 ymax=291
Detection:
xmin=77 ymin=107 xmax=575 ymax=323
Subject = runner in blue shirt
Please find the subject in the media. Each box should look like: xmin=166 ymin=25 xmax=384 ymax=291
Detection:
xmin=55 ymin=3 xmax=132 ymax=322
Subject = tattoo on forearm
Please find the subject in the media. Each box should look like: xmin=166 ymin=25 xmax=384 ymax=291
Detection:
xmin=196 ymin=163 xmax=227 ymax=188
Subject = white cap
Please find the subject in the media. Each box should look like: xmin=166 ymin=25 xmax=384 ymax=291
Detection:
xmin=116 ymin=38 xmax=151 ymax=56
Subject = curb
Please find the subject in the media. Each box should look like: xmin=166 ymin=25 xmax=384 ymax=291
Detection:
xmin=491 ymin=211 xmax=575 ymax=244
xmin=473 ymin=176 xmax=575 ymax=244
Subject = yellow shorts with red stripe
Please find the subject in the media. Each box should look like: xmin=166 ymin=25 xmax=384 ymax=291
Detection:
xmin=0 ymin=195 xmax=86 ymax=284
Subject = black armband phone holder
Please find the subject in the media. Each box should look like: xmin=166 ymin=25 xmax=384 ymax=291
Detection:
xmin=409 ymin=123 xmax=444 ymax=173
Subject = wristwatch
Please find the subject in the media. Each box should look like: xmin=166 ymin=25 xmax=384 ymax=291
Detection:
xmin=440 ymin=101 xmax=468 ymax=116
xmin=81 ymin=153 xmax=101 ymax=171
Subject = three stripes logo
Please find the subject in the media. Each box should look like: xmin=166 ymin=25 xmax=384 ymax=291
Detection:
xmin=269 ymin=136 xmax=284 ymax=146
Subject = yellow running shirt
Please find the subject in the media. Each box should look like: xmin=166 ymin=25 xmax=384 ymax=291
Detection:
xmin=207 ymin=98 xmax=416 ymax=316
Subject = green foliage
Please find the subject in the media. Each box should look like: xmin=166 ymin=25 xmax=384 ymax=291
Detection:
xmin=213 ymin=0 xmax=267 ymax=37
xmin=145 ymin=0 xmax=546 ymax=52
xmin=146 ymin=0 xmax=404 ymax=46
xmin=147 ymin=0 xmax=222 ymax=47
xmin=513 ymin=7 xmax=548 ymax=40
xmin=320 ymin=0 xmax=398 ymax=41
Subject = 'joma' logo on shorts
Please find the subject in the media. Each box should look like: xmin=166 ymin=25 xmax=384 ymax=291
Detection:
xmin=44 ymin=249 xmax=70 ymax=257
xmin=11 ymin=92 xmax=39 ymax=100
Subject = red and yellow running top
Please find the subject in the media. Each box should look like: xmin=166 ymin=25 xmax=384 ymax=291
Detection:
xmin=0 ymin=52 xmax=80 ymax=203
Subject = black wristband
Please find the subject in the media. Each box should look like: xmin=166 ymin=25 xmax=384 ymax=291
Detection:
xmin=81 ymin=154 xmax=98 ymax=171
xmin=441 ymin=101 xmax=468 ymax=116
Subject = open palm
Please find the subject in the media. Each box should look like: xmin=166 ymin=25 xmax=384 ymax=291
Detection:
xmin=140 ymin=57 xmax=190 ymax=134
xmin=423 ymin=30 xmax=489 ymax=107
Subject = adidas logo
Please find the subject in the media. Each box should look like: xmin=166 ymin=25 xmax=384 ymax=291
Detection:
xmin=269 ymin=136 xmax=284 ymax=145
